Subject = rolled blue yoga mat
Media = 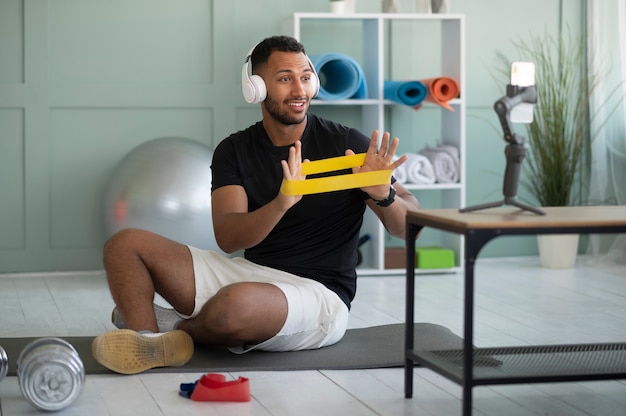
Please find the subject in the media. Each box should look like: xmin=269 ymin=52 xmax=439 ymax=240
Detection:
xmin=312 ymin=53 xmax=368 ymax=100
xmin=383 ymin=81 xmax=428 ymax=107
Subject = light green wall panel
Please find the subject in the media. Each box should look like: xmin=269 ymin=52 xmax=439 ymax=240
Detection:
xmin=0 ymin=0 xmax=23 ymax=83
xmin=48 ymin=0 xmax=212 ymax=84
xmin=235 ymin=105 xmax=263 ymax=132
xmin=0 ymin=109 xmax=25 ymax=250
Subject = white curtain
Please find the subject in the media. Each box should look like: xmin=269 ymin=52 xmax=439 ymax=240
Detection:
xmin=587 ymin=0 xmax=626 ymax=266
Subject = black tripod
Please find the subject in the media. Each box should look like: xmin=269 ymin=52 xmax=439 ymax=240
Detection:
xmin=460 ymin=84 xmax=545 ymax=215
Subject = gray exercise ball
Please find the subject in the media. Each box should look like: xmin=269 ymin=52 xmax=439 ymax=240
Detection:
xmin=103 ymin=137 xmax=222 ymax=252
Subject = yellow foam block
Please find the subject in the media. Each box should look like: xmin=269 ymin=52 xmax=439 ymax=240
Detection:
xmin=280 ymin=153 xmax=392 ymax=196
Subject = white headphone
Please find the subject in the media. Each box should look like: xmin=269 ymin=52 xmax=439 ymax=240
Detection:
xmin=241 ymin=43 xmax=319 ymax=104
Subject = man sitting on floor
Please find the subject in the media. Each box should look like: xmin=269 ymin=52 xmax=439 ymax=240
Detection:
xmin=92 ymin=35 xmax=419 ymax=374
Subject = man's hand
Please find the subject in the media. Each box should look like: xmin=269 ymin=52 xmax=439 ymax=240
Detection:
xmin=346 ymin=130 xmax=407 ymax=200
xmin=278 ymin=140 xmax=308 ymax=210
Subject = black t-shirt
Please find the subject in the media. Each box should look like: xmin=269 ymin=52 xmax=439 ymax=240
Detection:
xmin=211 ymin=114 xmax=371 ymax=308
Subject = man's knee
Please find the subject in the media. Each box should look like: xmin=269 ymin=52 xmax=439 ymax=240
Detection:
xmin=200 ymin=283 xmax=287 ymax=341
xmin=203 ymin=285 xmax=249 ymax=334
xmin=103 ymin=228 xmax=147 ymax=265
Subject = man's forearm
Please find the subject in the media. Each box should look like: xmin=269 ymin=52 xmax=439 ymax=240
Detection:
xmin=213 ymin=197 xmax=290 ymax=253
xmin=375 ymin=191 xmax=420 ymax=238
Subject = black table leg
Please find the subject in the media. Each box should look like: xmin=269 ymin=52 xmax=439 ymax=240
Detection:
xmin=462 ymin=250 xmax=475 ymax=416
xmin=462 ymin=230 xmax=497 ymax=416
xmin=405 ymin=221 xmax=421 ymax=398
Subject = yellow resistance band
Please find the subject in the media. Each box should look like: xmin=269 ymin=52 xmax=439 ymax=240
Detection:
xmin=280 ymin=153 xmax=392 ymax=196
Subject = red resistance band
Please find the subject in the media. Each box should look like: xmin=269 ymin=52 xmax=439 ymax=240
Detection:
xmin=179 ymin=373 xmax=250 ymax=402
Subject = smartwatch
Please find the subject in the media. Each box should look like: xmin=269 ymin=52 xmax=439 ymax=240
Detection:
xmin=373 ymin=185 xmax=396 ymax=207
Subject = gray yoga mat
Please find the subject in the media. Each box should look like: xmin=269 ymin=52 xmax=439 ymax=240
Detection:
xmin=1 ymin=323 xmax=468 ymax=376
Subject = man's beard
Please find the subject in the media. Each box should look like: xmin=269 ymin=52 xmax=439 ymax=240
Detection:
xmin=264 ymin=95 xmax=307 ymax=125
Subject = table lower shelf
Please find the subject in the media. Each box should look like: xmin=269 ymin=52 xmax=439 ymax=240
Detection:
xmin=408 ymin=343 xmax=626 ymax=386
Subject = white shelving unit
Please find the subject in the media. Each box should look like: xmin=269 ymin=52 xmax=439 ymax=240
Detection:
xmin=283 ymin=13 xmax=465 ymax=275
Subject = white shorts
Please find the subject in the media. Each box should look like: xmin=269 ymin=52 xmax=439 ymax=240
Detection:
xmin=185 ymin=246 xmax=349 ymax=353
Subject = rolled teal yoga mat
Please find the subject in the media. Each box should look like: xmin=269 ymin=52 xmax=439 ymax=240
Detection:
xmin=312 ymin=53 xmax=368 ymax=100
xmin=384 ymin=80 xmax=427 ymax=107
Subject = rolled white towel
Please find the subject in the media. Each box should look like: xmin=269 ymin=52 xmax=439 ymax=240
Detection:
xmin=404 ymin=153 xmax=436 ymax=185
xmin=391 ymin=156 xmax=408 ymax=184
xmin=419 ymin=145 xmax=460 ymax=183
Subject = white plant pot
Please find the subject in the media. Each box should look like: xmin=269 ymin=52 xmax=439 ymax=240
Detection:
xmin=537 ymin=234 xmax=580 ymax=269
xmin=330 ymin=1 xmax=345 ymax=13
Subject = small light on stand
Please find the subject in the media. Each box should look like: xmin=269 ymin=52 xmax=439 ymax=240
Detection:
xmin=460 ymin=62 xmax=545 ymax=215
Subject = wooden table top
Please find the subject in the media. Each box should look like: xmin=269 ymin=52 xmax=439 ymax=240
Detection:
xmin=407 ymin=206 xmax=626 ymax=233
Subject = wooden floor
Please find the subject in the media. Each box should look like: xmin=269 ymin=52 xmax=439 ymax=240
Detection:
xmin=1 ymin=257 xmax=625 ymax=415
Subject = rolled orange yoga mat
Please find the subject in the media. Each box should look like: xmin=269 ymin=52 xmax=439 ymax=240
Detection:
xmin=421 ymin=77 xmax=460 ymax=111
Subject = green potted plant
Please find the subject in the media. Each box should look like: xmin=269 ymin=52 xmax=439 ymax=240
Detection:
xmin=511 ymin=31 xmax=589 ymax=208
xmin=500 ymin=30 xmax=618 ymax=267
